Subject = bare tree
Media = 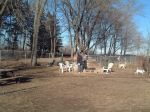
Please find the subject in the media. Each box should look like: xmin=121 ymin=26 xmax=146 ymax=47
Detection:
xmin=31 ymin=0 xmax=47 ymax=66
xmin=61 ymin=2 xmax=74 ymax=58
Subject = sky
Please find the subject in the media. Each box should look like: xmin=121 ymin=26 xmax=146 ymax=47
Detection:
xmin=62 ymin=0 xmax=150 ymax=46
xmin=134 ymin=0 xmax=150 ymax=38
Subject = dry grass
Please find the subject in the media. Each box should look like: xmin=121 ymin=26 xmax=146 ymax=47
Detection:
xmin=0 ymin=57 xmax=73 ymax=69
xmin=1 ymin=57 xmax=150 ymax=112
xmin=1 ymin=65 xmax=150 ymax=112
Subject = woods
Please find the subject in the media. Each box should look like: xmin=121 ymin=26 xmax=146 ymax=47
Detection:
xmin=0 ymin=0 xmax=144 ymax=66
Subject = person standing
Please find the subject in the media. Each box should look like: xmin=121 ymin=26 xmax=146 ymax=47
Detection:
xmin=76 ymin=52 xmax=80 ymax=72
xmin=83 ymin=52 xmax=88 ymax=70
xmin=77 ymin=52 xmax=83 ymax=73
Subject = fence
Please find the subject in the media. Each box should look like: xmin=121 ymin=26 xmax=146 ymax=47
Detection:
xmin=89 ymin=55 xmax=138 ymax=63
xmin=89 ymin=54 xmax=149 ymax=70
xmin=0 ymin=50 xmax=63 ymax=68
xmin=0 ymin=50 xmax=149 ymax=70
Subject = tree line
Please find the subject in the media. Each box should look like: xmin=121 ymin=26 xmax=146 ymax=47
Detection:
xmin=0 ymin=0 xmax=143 ymax=66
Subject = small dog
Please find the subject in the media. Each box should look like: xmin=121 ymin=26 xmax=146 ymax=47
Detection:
xmin=135 ymin=68 xmax=145 ymax=75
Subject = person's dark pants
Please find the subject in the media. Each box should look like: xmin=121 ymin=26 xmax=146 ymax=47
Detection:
xmin=80 ymin=64 xmax=83 ymax=72
xmin=83 ymin=60 xmax=87 ymax=69
xmin=78 ymin=62 xmax=83 ymax=72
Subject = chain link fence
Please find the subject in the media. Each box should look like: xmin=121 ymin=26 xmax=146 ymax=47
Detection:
xmin=89 ymin=55 xmax=149 ymax=70
xmin=0 ymin=50 xmax=63 ymax=68
xmin=90 ymin=55 xmax=138 ymax=63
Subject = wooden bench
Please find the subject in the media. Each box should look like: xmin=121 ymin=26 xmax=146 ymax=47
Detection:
xmin=0 ymin=69 xmax=23 ymax=84
xmin=0 ymin=69 xmax=17 ymax=75
xmin=0 ymin=76 xmax=23 ymax=83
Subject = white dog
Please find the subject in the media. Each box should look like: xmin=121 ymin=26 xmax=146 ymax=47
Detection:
xmin=119 ymin=63 xmax=126 ymax=69
xmin=72 ymin=62 xmax=78 ymax=72
xmin=135 ymin=68 xmax=145 ymax=75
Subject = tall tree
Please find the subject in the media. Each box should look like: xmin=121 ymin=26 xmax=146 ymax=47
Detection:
xmin=31 ymin=0 xmax=47 ymax=66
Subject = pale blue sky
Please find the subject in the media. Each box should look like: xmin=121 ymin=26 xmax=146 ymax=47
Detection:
xmin=134 ymin=0 xmax=150 ymax=38
xmin=62 ymin=0 xmax=150 ymax=46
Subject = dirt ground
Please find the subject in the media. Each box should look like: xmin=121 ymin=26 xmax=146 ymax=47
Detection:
xmin=1 ymin=66 xmax=150 ymax=112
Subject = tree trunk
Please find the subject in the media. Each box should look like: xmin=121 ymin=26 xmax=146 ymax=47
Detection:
xmin=123 ymin=32 xmax=128 ymax=56
xmin=123 ymin=38 xmax=127 ymax=56
xmin=120 ymin=38 xmax=123 ymax=55
xmin=0 ymin=0 xmax=9 ymax=16
xmin=113 ymin=35 xmax=117 ymax=56
xmin=100 ymin=46 xmax=103 ymax=54
xmin=31 ymin=17 xmax=39 ymax=66
xmin=75 ymin=32 xmax=79 ymax=52
xmin=31 ymin=0 xmax=46 ymax=66
xmin=53 ymin=37 xmax=56 ymax=57
xmin=23 ymin=30 xmax=27 ymax=51
xmin=51 ymin=38 xmax=53 ymax=54
xmin=53 ymin=0 xmax=57 ymax=58
xmin=93 ymin=44 xmax=97 ymax=54
xmin=68 ymin=25 xmax=73 ymax=59
xmin=104 ymin=39 xmax=107 ymax=55
xmin=108 ymin=37 xmax=113 ymax=56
